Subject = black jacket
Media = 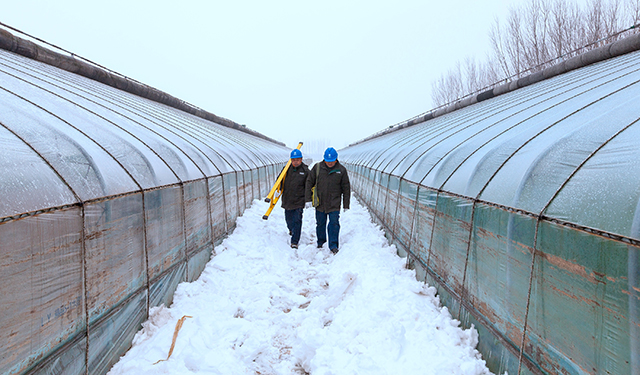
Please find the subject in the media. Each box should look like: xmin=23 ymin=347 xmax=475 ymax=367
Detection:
xmin=305 ymin=160 xmax=350 ymax=213
xmin=280 ymin=162 xmax=310 ymax=210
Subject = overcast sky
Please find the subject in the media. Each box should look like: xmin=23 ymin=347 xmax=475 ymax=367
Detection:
xmin=3 ymin=0 xmax=520 ymax=153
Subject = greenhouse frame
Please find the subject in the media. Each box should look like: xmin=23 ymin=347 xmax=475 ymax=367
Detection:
xmin=0 ymin=29 xmax=288 ymax=375
xmin=340 ymin=34 xmax=640 ymax=374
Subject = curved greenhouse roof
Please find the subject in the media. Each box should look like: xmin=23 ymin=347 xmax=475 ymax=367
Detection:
xmin=0 ymin=46 xmax=288 ymax=221
xmin=341 ymin=46 xmax=640 ymax=244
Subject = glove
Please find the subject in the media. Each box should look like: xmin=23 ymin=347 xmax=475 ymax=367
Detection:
xmin=305 ymin=202 xmax=313 ymax=209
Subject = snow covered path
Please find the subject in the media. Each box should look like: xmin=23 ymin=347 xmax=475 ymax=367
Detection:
xmin=108 ymin=195 xmax=493 ymax=375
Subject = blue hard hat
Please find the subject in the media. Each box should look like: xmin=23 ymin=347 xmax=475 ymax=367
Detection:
xmin=290 ymin=149 xmax=302 ymax=159
xmin=323 ymin=147 xmax=337 ymax=162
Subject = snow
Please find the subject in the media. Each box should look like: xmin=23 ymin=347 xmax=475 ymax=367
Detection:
xmin=107 ymin=195 xmax=495 ymax=375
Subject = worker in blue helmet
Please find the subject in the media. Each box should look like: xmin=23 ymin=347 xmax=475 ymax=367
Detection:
xmin=281 ymin=148 xmax=310 ymax=249
xmin=305 ymin=147 xmax=351 ymax=254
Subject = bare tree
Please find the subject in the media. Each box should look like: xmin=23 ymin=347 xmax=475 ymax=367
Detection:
xmin=506 ymin=9 xmax=526 ymax=77
xmin=550 ymin=0 xmax=587 ymax=58
xmin=585 ymin=0 xmax=607 ymax=45
xmin=523 ymin=0 xmax=552 ymax=69
xmin=438 ymin=62 xmax=465 ymax=104
xmin=549 ymin=0 xmax=570 ymax=57
xmin=482 ymin=54 xmax=502 ymax=86
xmin=431 ymin=0 xmax=637 ymax=108
xmin=431 ymin=75 xmax=450 ymax=108
xmin=489 ymin=17 xmax=513 ymax=79
xmin=432 ymin=67 xmax=462 ymax=108
xmin=463 ymin=57 xmax=479 ymax=94
xmin=626 ymin=0 xmax=640 ymax=26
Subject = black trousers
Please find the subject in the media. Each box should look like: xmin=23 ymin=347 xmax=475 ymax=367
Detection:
xmin=285 ymin=208 xmax=303 ymax=245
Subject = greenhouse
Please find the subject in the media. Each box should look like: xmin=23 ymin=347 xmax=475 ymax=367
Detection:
xmin=0 ymin=30 xmax=288 ymax=375
xmin=340 ymin=35 xmax=640 ymax=374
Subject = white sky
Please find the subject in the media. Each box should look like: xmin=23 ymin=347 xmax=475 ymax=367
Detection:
xmin=107 ymin=196 xmax=495 ymax=374
xmin=2 ymin=0 xmax=519 ymax=150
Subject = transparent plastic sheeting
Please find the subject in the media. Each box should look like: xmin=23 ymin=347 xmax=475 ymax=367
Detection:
xmin=340 ymin=50 xmax=640 ymax=375
xmin=0 ymin=48 xmax=288 ymax=375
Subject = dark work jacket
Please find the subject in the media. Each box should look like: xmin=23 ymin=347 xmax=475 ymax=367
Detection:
xmin=280 ymin=162 xmax=310 ymax=210
xmin=305 ymin=160 xmax=350 ymax=213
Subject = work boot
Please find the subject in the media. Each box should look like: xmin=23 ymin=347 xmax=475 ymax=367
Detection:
xmin=317 ymin=242 xmax=325 ymax=249
xmin=291 ymin=244 xmax=298 ymax=249
xmin=330 ymin=248 xmax=339 ymax=254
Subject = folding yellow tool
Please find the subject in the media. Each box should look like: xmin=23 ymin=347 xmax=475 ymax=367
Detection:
xmin=262 ymin=142 xmax=303 ymax=220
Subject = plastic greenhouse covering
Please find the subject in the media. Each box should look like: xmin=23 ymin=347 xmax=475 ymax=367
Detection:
xmin=0 ymin=47 xmax=289 ymax=375
xmin=340 ymin=49 xmax=640 ymax=374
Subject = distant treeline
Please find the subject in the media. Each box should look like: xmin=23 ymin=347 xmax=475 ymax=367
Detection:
xmin=431 ymin=0 xmax=640 ymax=107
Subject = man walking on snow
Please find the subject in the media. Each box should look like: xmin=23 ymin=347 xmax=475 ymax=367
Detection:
xmin=281 ymin=148 xmax=310 ymax=249
xmin=305 ymin=147 xmax=350 ymax=254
